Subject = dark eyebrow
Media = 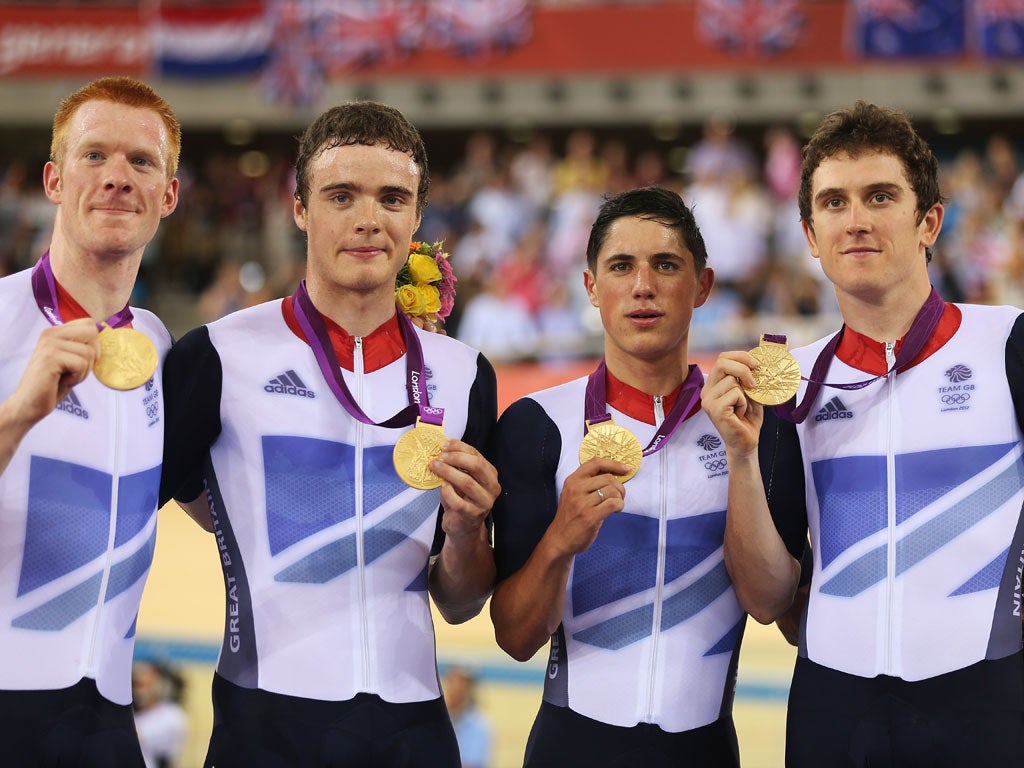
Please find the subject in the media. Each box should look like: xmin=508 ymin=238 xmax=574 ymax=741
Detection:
xmin=318 ymin=182 xmax=414 ymax=199
xmin=813 ymin=187 xmax=844 ymax=206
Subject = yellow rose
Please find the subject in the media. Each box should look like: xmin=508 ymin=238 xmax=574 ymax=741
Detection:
xmin=420 ymin=284 xmax=441 ymax=316
xmin=407 ymin=253 xmax=442 ymax=284
xmin=396 ymin=284 xmax=427 ymax=317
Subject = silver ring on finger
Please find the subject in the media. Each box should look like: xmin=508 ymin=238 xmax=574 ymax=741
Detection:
xmin=596 ymin=488 xmax=606 ymax=502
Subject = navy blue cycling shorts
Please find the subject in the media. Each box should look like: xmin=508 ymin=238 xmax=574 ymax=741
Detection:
xmin=0 ymin=677 xmax=145 ymax=768
xmin=786 ymin=652 xmax=1024 ymax=767
xmin=203 ymin=673 xmax=461 ymax=768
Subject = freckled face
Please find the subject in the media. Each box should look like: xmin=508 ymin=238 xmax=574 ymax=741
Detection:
xmin=44 ymin=100 xmax=178 ymax=261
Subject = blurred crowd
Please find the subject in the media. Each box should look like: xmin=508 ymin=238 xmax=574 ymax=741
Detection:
xmin=1 ymin=117 xmax=1022 ymax=360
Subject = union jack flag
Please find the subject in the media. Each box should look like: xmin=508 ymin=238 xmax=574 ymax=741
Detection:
xmin=697 ymin=0 xmax=805 ymax=55
xmin=427 ymin=0 xmax=532 ymax=58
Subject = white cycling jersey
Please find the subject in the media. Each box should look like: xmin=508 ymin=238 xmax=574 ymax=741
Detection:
xmin=164 ymin=299 xmax=494 ymax=703
xmin=0 ymin=266 xmax=170 ymax=705
xmin=789 ymin=303 xmax=1024 ymax=681
xmin=493 ymin=373 xmax=744 ymax=733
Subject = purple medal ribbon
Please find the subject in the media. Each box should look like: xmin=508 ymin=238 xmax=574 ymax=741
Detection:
xmin=291 ymin=279 xmax=443 ymax=429
xmin=31 ymin=251 xmax=134 ymax=329
xmin=584 ymin=359 xmax=705 ymax=457
xmin=774 ymin=287 xmax=946 ymax=424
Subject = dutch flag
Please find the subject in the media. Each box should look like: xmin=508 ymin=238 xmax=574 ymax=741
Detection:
xmin=155 ymin=2 xmax=270 ymax=78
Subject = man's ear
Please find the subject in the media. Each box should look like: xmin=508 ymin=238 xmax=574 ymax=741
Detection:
xmin=802 ymin=219 xmax=820 ymax=260
xmin=694 ymin=267 xmax=714 ymax=308
xmin=43 ymin=161 xmax=62 ymax=204
xmin=583 ymin=269 xmax=598 ymax=308
xmin=293 ymin=196 xmax=308 ymax=232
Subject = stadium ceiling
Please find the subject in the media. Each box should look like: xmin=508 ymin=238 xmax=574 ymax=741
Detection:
xmin=1 ymin=67 xmax=1022 ymax=132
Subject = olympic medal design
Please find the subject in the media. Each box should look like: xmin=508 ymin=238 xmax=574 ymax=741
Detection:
xmin=93 ymin=326 xmax=158 ymax=391
xmin=579 ymin=420 xmax=643 ymax=482
xmin=743 ymin=335 xmax=802 ymax=406
xmin=393 ymin=419 xmax=448 ymax=490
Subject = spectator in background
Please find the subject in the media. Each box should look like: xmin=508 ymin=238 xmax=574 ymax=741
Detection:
xmin=443 ymin=668 xmax=493 ymax=768
xmin=132 ymin=661 xmax=188 ymax=768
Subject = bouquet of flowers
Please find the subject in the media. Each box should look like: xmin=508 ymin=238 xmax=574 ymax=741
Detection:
xmin=395 ymin=240 xmax=457 ymax=325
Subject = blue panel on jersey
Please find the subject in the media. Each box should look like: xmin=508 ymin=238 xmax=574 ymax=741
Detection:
xmin=811 ymin=455 xmax=886 ymax=569
xmin=362 ymin=445 xmax=415 ymax=513
xmin=115 ymin=465 xmax=160 ymax=547
xmin=950 ymin=548 xmax=1009 ymax=596
xmin=896 ymin=443 xmax=1016 ymax=525
xmin=572 ymin=602 xmax=655 ymax=650
xmin=364 ymin=492 xmax=440 ymax=564
xmin=12 ymin=572 xmax=103 ymax=631
xmin=897 ymin=457 xmax=1024 ymax=577
xmin=125 ymin=615 xmax=137 ymax=639
xmin=818 ymin=544 xmax=886 ymax=597
xmin=663 ymin=510 xmax=727 ymax=584
xmin=704 ymin=615 xmax=745 ymax=657
xmin=572 ymin=513 xmax=658 ymax=616
xmin=263 ymin=436 xmax=355 ymax=556
xmin=274 ymin=535 xmax=357 ymax=584
xmin=104 ymin=528 xmax=157 ymax=602
xmin=19 ymin=457 xmax=111 ymax=597
xmin=405 ymin=563 xmax=428 ymax=592
xmin=572 ymin=562 xmax=734 ymax=650
xmin=274 ymin=494 xmax=439 ymax=584
xmin=660 ymin=561 xmax=733 ymax=634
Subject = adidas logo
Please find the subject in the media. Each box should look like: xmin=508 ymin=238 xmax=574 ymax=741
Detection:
xmin=56 ymin=390 xmax=89 ymax=420
xmin=814 ymin=396 xmax=853 ymax=422
xmin=264 ymin=370 xmax=316 ymax=399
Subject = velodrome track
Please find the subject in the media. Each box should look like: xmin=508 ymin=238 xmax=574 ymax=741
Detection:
xmin=137 ymin=358 xmax=794 ymax=767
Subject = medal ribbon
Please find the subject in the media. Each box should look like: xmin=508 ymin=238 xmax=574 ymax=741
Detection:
xmin=584 ymin=359 xmax=704 ymax=457
xmin=31 ymin=251 xmax=134 ymax=329
xmin=774 ymin=287 xmax=946 ymax=424
xmin=291 ymin=280 xmax=443 ymax=428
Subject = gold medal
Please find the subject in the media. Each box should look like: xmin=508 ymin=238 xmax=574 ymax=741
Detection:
xmin=93 ymin=326 xmax=158 ymax=391
xmin=579 ymin=418 xmax=642 ymax=482
xmin=743 ymin=334 xmax=802 ymax=406
xmin=393 ymin=418 xmax=448 ymax=490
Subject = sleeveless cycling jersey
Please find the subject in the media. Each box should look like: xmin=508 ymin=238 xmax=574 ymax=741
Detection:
xmin=492 ymin=375 xmax=743 ymax=734
xmin=784 ymin=303 xmax=1024 ymax=681
xmin=162 ymin=300 xmax=495 ymax=703
xmin=0 ymin=266 xmax=170 ymax=705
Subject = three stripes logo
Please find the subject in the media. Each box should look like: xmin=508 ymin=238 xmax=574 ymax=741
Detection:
xmin=265 ymin=370 xmax=317 ymax=399
xmin=814 ymin=396 xmax=853 ymax=422
xmin=56 ymin=390 xmax=89 ymax=420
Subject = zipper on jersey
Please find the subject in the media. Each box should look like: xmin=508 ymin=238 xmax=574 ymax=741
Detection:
xmin=86 ymin=389 xmax=121 ymax=675
xmin=645 ymin=395 xmax=668 ymax=722
xmin=353 ymin=336 xmax=372 ymax=689
xmin=884 ymin=341 xmax=897 ymax=675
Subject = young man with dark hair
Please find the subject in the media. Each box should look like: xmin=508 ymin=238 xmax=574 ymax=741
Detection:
xmin=161 ymin=101 xmax=500 ymax=767
xmin=703 ymin=101 xmax=1024 ymax=765
xmin=490 ymin=186 xmax=744 ymax=766
xmin=0 ymin=76 xmax=180 ymax=765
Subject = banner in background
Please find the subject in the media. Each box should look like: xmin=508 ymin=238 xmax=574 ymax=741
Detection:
xmin=972 ymin=0 xmax=1024 ymax=57
xmin=850 ymin=0 xmax=966 ymax=57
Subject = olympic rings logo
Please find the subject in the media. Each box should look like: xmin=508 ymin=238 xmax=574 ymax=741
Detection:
xmin=705 ymin=459 xmax=728 ymax=472
xmin=941 ymin=393 xmax=970 ymax=405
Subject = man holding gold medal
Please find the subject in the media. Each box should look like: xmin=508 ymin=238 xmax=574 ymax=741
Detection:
xmin=160 ymin=101 xmax=500 ymax=766
xmin=0 ymin=77 xmax=181 ymax=764
xmin=489 ymin=187 xmax=745 ymax=766
xmin=703 ymin=102 xmax=1024 ymax=765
